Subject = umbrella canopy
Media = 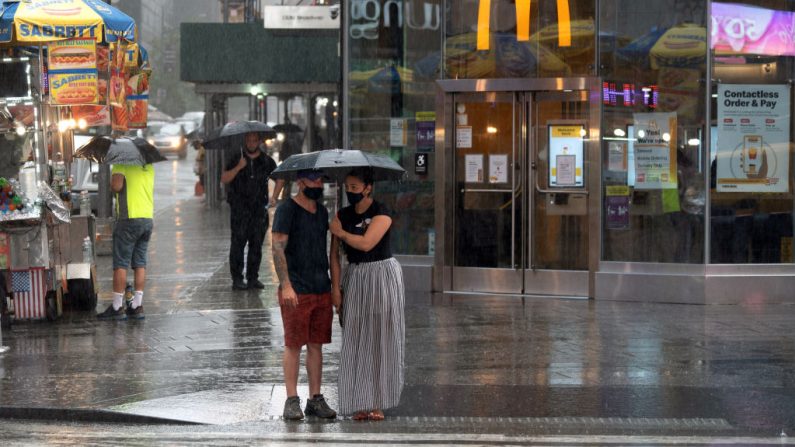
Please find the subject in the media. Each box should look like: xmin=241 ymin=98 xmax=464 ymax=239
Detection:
xmin=270 ymin=149 xmax=406 ymax=182
xmin=273 ymin=122 xmax=302 ymax=134
xmin=0 ymin=0 xmax=136 ymax=44
xmin=202 ymin=120 xmax=276 ymax=150
xmin=74 ymin=136 xmax=166 ymax=165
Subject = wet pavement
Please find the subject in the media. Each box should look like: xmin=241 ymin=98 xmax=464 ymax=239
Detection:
xmin=1 ymin=152 xmax=795 ymax=444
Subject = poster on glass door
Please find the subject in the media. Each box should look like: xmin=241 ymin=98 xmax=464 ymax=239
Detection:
xmin=716 ymin=84 xmax=790 ymax=193
xmin=548 ymin=125 xmax=584 ymax=187
xmin=632 ymin=112 xmax=677 ymax=190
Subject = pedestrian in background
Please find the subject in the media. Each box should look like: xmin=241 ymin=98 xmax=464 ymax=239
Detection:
xmin=97 ymin=163 xmax=155 ymax=320
xmin=221 ymin=132 xmax=277 ymax=291
xmin=192 ymin=139 xmax=206 ymax=196
xmin=272 ymin=169 xmax=337 ymax=421
xmin=329 ymin=167 xmax=405 ymax=421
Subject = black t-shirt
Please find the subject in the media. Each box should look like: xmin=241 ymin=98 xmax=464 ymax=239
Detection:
xmin=272 ymin=198 xmax=331 ymax=295
xmin=225 ymin=149 xmax=277 ymax=211
xmin=338 ymin=201 xmax=392 ymax=264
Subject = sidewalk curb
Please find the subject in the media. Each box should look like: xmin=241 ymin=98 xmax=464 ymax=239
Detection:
xmin=0 ymin=406 xmax=204 ymax=425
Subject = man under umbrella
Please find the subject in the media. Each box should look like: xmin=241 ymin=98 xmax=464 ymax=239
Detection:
xmin=221 ymin=132 xmax=278 ymax=290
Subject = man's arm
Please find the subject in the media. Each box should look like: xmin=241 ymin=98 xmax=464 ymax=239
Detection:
xmin=110 ymin=173 xmax=124 ymax=193
xmin=221 ymin=155 xmax=246 ymax=184
xmin=272 ymin=231 xmax=298 ymax=307
xmin=270 ymin=179 xmax=285 ymax=207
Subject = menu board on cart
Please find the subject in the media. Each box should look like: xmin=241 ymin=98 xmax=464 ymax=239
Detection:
xmin=716 ymin=84 xmax=790 ymax=193
xmin=48 ymin=38 xmax=98 ymax=105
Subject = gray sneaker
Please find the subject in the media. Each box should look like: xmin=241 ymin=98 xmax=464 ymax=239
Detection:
xmin=283 ymin=396 xmax=304 ymax=421
xmin=304 ymin=394 xmax=336 ymax=419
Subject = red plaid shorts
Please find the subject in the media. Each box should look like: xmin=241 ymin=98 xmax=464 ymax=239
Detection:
xmin=278 ymin=289 xmax=333 ymax=348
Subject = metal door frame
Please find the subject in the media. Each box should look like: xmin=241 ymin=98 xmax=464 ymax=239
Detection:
xmin=434 ymin=78 xmax=602 ymax=297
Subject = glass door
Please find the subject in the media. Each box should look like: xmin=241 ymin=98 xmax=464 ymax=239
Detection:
xmin=524 ymin=91 xmax=590 ymax=296
xmin=452 ymin=92 xmax=524 ymax=293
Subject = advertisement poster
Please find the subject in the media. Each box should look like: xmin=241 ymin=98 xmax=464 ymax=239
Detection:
xmin=48 ymin=38 xmax=96 ymax=71
xmin=489 ymin=154 xmax=508 ymax=184
xmin=50 ymin=72 xmax=98 ymax=105
xmin=548 ymin=125 xmax=584 ymax=187
xmin=126 ymin=71 xmax=149 ymax=129
xmin=716 ymin=84 xmax=790 ymax=193
xmin=48 ymin=38 xmax=98 ymax=105
xmin=456 ymin=126 xmax=472 ymax=148
xmin=72 ymin=105 xmax=110 ymax=127
xmin=389 ymin=118 xmax=406 ymax=147
xmin=608 ymin=141 xmax=627 ymax=172
xmin=632 ymin=112 xmax=677 ymax=190
xmin=465 ymin=154 xmax=483 ymax=183
xmin=605 ymin=185 xmax=630 ymax=230
xmin=415 ymin=111 xmax=435 ymax=152
xmin=109 ymin=40 xmax=128 ymax=108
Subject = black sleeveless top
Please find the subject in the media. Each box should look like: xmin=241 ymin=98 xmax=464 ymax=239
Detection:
xmin=338 ymin=201 xmax=392 ymax=264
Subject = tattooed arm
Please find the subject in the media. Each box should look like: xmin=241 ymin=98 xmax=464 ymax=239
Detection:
xmin=272 ymin=232 xmax=297 ymax=307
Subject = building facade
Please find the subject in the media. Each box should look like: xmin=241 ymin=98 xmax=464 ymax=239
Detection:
xmin=343 ymin=0 xmax=795 ymax=303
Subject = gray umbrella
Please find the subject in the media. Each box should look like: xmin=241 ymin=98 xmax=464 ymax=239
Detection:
xmin=74 ymin=136 xmax=167 ymax=165
xmin=202 ymin=120 xmax=276 ymax=150
xmin=270 ymin=149 xmax=405 ymax=182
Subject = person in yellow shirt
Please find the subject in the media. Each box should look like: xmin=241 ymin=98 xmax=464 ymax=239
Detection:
xmin=97 ymin=163 xmax=155 ymax=320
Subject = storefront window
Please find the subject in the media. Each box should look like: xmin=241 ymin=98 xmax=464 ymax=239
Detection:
xmin=710 ymin=0 xmax=794 ymax=264
xmin=347 ymin=0 xmax=442 ymax=255
xmin=600 ymin=0 xmax=707 ymax=263
xmin=445 ymin=0 xmax=596 ymax=79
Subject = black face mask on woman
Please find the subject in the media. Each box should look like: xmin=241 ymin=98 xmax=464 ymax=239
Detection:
xmin=346 ymin=191 xmax=365 ymax=205
xmin=303 ymin=187 xmax=323 ymax=201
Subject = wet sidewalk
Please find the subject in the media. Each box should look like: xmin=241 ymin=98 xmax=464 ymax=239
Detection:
xmin=1 ymin=175 xmax=795 ymax=441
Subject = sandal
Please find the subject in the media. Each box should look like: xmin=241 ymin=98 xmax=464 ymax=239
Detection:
xmin=352 ymin=409 xmax=384 ymax=421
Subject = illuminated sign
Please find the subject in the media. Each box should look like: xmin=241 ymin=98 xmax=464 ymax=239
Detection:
xmin=712 ymin=2 xmax=795 ymax=56
xmin=602 ymin=82 xmax=658 ymax=109
xmin=476 ymin=0 xmax=571 ymax=50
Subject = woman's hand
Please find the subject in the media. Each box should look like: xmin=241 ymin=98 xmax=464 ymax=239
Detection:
xmin=329 ymin=215 xmax=344 ymax=238
xmin=331 ymin=287 xmax=342 ymax=314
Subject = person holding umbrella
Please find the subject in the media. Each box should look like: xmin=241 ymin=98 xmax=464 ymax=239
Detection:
xmin=329 ymin=167 xmax=405 ymax=421
xmin=221 ymin=132 xmax=278 ymax=291
xmin=87 ymin=138 xmax=166 ymax=321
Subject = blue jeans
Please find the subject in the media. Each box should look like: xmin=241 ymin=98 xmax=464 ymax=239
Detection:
xmin=113 ymin=218 xmax=153 ymax=270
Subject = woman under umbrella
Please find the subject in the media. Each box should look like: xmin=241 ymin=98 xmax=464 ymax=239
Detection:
xmin=329 ymin=167 xmax=405 ymax=421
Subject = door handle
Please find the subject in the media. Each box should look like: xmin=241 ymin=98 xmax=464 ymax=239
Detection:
xmin=461 ymin=188 xmax=514 ymax=193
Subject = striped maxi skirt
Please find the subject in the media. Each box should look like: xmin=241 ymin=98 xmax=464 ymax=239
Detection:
xmin=338 ymin=257 xmax=405 ymax=415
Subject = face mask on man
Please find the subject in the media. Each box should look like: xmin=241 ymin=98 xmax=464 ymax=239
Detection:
xmin=303 ymin=187 xmax=323 ymax=200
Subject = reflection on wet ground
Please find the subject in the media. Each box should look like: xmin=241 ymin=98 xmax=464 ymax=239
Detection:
xmin=1 ymin=154 xmax=795 ymax=441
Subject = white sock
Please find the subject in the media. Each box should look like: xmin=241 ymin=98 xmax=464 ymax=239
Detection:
xmin=132 ymin=291 xmax=143 ymax=308
xmin=112 ymin=292 xmax=124 ymax=311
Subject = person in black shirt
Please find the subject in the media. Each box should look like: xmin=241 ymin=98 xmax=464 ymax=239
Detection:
xmin=272 ymin=169 xmax=337 ymax=421
xmin=221 ymin=132 xmax=277 ymax=290
xmin=329 ymin=167 xmax=405 ymax=421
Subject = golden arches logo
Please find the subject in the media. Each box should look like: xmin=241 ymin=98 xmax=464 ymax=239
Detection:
xmin=476 ymin=0 xmax=571 ymax=51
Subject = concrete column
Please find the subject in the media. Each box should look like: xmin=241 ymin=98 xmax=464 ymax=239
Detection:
xmin=305 ymin=94 xmax=314 ymax=152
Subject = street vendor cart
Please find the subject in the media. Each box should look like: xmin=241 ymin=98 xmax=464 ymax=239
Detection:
xmin=0 ymin=0 xmax=142 ymax=325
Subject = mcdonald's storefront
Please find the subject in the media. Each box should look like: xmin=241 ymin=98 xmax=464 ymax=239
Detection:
xmin=342 ymin=0 xmax=795 ymax=304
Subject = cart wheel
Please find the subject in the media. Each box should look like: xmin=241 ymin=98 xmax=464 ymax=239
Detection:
xmin=66 ymin=278 xmax=97 ymax=312
xmin=46 ymin=291 xmax=58 ymax=321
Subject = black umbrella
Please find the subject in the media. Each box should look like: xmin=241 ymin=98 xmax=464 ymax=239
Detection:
xmin=270 ymin=149 xmax=405 ymax=182
xmin=74 ymin=136 xmax=167 ymax=165
xmin=273 ymin=122 xmax=303 ymax=134
xmin=202 ymin=120 xmax=276 ymax=150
